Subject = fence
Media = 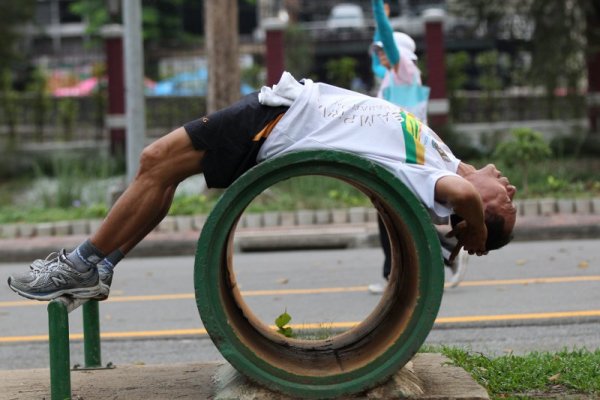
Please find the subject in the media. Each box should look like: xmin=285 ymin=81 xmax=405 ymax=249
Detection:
xmin=451 ymin=91 xmax=586 ymax=123
xmin=0 ymin=91 xmax=587 ymax=146
xmin=0 ymin=94 xmax=207 ymax=144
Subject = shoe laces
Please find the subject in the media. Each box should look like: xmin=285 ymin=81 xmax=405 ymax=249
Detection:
xmin=30 ymin=250 xmax=67 ymax=274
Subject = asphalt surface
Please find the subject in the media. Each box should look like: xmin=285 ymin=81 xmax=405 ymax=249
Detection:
xmin=0 ymin=213 xmax=598 ymax=399
xmin=2 ymin=238 xmax=599 ymax=368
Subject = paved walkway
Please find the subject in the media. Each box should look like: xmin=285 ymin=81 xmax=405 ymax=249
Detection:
xmin=1 ymin=354 xmax=489 ymax=400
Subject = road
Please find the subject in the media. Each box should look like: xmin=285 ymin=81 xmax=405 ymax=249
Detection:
xmin=0 ymin=239 xmax=598 ymax=370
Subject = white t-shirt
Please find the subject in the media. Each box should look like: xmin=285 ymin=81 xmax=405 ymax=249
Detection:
xmin=257 ymin=76 xmax=460 ymax=218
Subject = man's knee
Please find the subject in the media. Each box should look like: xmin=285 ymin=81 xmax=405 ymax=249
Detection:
xmin=137 ymin=128 xmax=199 ymax=181
xmin=138 ymin=141 xmax=169 ymax=176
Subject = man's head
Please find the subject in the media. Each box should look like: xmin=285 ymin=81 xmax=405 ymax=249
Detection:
xmin=457 ymin=164 xmax=517 ymax=251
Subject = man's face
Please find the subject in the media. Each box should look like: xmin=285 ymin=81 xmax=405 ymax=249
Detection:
xmin=473 ymin=164 xmax=517 ymax=233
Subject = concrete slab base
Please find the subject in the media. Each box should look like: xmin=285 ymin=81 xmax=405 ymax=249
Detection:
xmin=0 ymin=354 xmax=488 ymax=400
xmin=1 ymin=363 xmax=220 ymax=400
xmin=213 ymin=353 xmax=489 ymax=400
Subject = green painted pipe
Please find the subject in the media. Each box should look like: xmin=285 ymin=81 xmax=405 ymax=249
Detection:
xmin=48 ymin=300 xmax=72 ymax=400
xmin=83 ymin=300 xmax=102 ymax=368
xmin=194 ymin=150 xmax=444 ymax=399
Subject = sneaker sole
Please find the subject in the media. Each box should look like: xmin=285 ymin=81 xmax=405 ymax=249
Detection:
xmin=92 ymin=283 xmax=110 ymax=301
xmin=367 ymin=285 xmax=386 ymax=295
xmin=7 ymin=277 xmax=102 ymax=301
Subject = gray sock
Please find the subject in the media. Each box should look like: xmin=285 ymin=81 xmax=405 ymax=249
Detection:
xmin=67 ymin=239 xmax=105 ymax=272
xmin=99 ymin=249 xmax=125 ymax=271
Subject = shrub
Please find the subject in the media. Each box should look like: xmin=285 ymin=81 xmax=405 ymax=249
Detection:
xmin=493 ymin=128 xmax=552 ymax=195
xmin=326 ymin=57 xmax=357 ymax=89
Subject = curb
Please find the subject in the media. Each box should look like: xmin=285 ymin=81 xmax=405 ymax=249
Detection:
xmin=0 ymin=214 xmax=598 ymax=263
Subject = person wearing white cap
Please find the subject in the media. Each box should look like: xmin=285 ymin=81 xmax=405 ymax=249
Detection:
xmin=370 ymin=0 xmax=426 ymax=122
xmin=368 ymin=0 xmax=469 ymax=294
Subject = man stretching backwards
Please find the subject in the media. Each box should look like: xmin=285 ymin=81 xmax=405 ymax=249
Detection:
xmin=8 ymin=72 xmax=516 ymax=301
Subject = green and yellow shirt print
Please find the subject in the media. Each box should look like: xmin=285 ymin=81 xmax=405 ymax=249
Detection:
xmin=398 ymin=110 xmax=425 ymax=165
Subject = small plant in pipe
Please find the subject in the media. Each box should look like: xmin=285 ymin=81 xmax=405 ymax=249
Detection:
xmin=275 ymin=310 xmax=294 ymax=338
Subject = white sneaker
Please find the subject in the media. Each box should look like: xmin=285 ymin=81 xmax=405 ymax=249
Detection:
xmin=368 ymin=281 xmax=387 ymax=294
xmin=446 ymin=249 xmax=468 ymax=288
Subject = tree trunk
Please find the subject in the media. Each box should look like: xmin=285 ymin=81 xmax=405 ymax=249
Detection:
xmin=204 ymin=0 xmax=240 ymax=114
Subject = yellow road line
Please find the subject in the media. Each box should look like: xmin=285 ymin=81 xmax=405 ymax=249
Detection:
xmin=457 ymin=275 xmax=600 ymax=287
xmin=2 ymin=310 xmax=600 ymax=344
xmin=2 ymin=275 xmax=599 ymax=308
xmin=0 ymin=329 xmax=207 ymax=343
xmin=241 ymin=286 xmax=368 ymax=296
xmin=435 ymin=309 xmax=600 ymax=324
xmin=0 ymin=287 xmax=369 ymax=308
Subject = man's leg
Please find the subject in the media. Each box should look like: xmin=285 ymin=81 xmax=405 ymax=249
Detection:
xmin=114 ymin=185 xmax=177 ymax=255
xmin=369 ymin=216 xmax=391 ymax=294
xmin=92 ymin=127 xmax=204 ymax=255
xmin=8 ymin=127 xmax=205 ymax=300
xmin=438 ymin=231 xmax=468 ymax=288
xmin=92 ymin=185 xmax=177 ymax=300
xmin=378 ymin=216 xmax=392 ymax=279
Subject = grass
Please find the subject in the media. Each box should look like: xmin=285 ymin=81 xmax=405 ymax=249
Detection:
xmin=0 ymin=174 xmax=373 ymax=223
xmin=0 ymin=156 xmax=598 ymax=224
xmin=264 ymin=333 xmax=600 ymax=398
xmin=238 ymin=175 xmax=371 ymax=213
xmin=439 ymin=347 xmax=600 ymax=399
xmin=0 ymin=203 xmax=108 ymax=224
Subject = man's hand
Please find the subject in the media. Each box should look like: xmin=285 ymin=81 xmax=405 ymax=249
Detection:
xmin=446 ymin=220 xmax=487 ymax=263
xmin=435 ymin=174 xmax=488 ymax=262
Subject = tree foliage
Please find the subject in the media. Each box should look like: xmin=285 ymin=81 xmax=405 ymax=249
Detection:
xmin=446 ymin=52 xmax=470 ymax=93
xmin=70 ymin=0 xmax=200 ymax=46
xmin=451 ymin=0 xmax=599 ymax=98
xmin=69 ymin=0 xmax=111 ymax=35
xmin=326 ymin=57 xmax=358 ymax=89
xmin=26 ymin=68 xmax=51 ymax=141
xmin=284 ymin=24 xmax=314 ymax=80
xmin=0 ymin=70 xmax=18 ymax=146
xmin=446 ymin=52 xmax=470 ymax=121
xmin=475 ymin=51 xmax=502 ymax=92
xmin=528 ymin=0 xmax=587 ymax=110
xmin=449 ymin=0 xmax=531 ymax=40
xmin=0 ymin=1 xmax=36 ymax=73
xmin=69 ymin=0 xmax=203 ymax=80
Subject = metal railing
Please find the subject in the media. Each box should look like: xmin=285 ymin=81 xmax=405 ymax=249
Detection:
xmin=47 ymin=297 xmax=109 ymax=400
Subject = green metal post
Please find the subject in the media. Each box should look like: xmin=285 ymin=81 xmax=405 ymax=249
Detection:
xmin=48 ymin=300 xmax=71 ymax=400
xmin=83 ymin=300 xmax=102 ymax=368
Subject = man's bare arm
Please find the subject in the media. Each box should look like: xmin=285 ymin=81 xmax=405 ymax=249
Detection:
xmin=435 ymin=175 xmax=487 ymax=256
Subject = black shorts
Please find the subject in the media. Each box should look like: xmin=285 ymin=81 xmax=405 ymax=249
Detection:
xmin=184 ymin=92 xmax=288 ymax=188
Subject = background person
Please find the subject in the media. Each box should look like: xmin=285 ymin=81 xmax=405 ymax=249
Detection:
xmin=368 ymin=0 xmax=468 ymax=294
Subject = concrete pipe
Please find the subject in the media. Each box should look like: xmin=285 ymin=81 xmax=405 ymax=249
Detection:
xmin=194 ymin=150 xmax=444 ymax=399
